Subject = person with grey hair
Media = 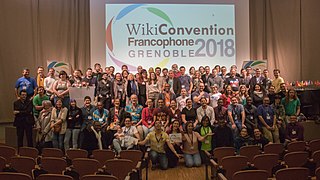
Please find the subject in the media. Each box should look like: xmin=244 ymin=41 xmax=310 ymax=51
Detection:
xmin=36 ymin=100 xmax=53 ymax=149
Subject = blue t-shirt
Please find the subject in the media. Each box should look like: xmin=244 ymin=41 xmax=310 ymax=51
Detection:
xmin=125 ymin=104 xmax=143 ymax=123
xmin=257 ymin=105 xmax=275 ymax=126
xmin=227 ymin=104 xmax=244 ymax=122
xmin=15 ymin=77 xmax=37 ymax=95
xmin=179 ymin=75 xmax=191 ymax=91
xmin=93 ymin=109 xmax=109 ymax=123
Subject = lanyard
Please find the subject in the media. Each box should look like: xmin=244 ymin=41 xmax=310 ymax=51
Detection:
xmin=124 ymin=127 xmax=131 ymax=135
xmin=156 ymin=133 xmax=163 ymax=143
xmin=203 ymin=127 xmax=210 ymax=135
xmin=187 ymin=132 xmax=194 ymax=146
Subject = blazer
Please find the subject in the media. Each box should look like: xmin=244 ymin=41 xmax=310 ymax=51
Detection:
xmin=166 ymin=77 xmax=181 ymax=96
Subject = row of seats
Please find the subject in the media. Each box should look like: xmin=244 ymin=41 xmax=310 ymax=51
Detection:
xmin=0 ymin=173 xmax=120 ymax=180
xmin=0 ymin=145 xmax=145 ymax=180
xmin=204 ymin=139 xmax=320 ymax=179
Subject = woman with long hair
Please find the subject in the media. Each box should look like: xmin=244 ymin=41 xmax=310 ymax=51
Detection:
xmin=113 ymin=73 xmax=126 ymax=107
xmin=251 ymin=84 xmax=267 ymax=107
xmin=50 ymin=98 xmax=68 ymax=150
xmin=64 ymin=99 xmax=82 ymax=150
xmin=138 ymin=69 xmax=148 ymax=107
xmin=281 ymin=88 xmax=301 ymax=122
xmin=140 ymin=99 xmax=155 ymax=139
xmin=166 ymin=120 xmax=183 ymax=168
xmin=124 ymin=73 xmax=139 ymax=105
xmin=146 ymin=72 xmax=161 ymax=106
xmin=238 ymin=85 xmax=249 ymax=105
xmin=52 ymin=70 xmax=71 ymax=108
xmin=181 ymin=98 xmax=198 ymax=128
xmin=189 ymin=66 xmax=196 ymax=78
xmin=182 ymin=121 xmax=212 ymax=168
xmin=195 ymin=116 xmax=215 ymax=163
xmin=191 ymin=70 xmax=203 ymax=93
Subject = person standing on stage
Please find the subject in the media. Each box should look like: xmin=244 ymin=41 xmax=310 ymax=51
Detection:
xmin=14 ymin=90 xmax=34 ymax=148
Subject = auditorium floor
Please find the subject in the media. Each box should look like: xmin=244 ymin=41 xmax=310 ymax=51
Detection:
xmin=142 ymin=161 xmax=209 ymax=180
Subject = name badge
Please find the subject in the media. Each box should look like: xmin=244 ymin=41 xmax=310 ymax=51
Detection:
xmin=88 ymin=116 xmax=92 ymax=120
xmin=292 ymin=130 xmax=297 ymax=135
xmin=266 ymin=114 xmax=271 ymax=120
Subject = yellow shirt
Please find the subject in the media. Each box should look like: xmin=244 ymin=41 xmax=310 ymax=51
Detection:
xmin=272 ymin=77 xmax=284 ymax=93
xmin=37 ymin=75 xmax=45 ymax=87
xmin=145 ymin=131 xmax=169 ymax=153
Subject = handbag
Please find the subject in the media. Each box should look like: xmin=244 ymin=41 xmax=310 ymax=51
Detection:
xmin=53 ymin=124 xmax=62 ymax=133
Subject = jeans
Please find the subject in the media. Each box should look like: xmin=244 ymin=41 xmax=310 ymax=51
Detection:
xmin=113 ymin=139 xmax=122 ymax=155
xmin=52 ymin=133 xmax=65 ymax=150
xmin=229 ymin=121 xmax=243 ymax=138
xmin=149 ymin=150 xmax=168 ymax=170
xmin=64 ymin=128 xmax=81 ymax=150
xmin=142 ymin=125 xmax=154 ymax=139
xmin=184 ymin=152 xmax=202 ymax=167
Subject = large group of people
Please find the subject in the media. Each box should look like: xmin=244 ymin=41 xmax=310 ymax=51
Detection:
xmin=13 ymin=63 xmax=304 ymax=170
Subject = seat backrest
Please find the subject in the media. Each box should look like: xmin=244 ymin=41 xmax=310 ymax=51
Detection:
xmin=81 ymin=175 xmax=118 ymax=180
xmin=72 ymin=158 xmax=99 ymax=178
xmin=19 ymin=147 xmax=39 ymax=160
xmin=42 ymin=148 xmax=64 ymax=158
xmin=275 ymin=167 xmax=309 ymax=180
xmin=287 ymin=141 xmax=306 ymax=152
xmin=316 ymin=167 xmax=320 ymax=180
xmin=253 ymin=153 xmax=279 ymax=177
xmin=38 ymin=174 xmax=73 ymax=180
xmin=239 ymin=145 xmax=261 ymax=162
xmin=41 ymin=157 xmax=67 ymax=174
xmin=105 ymin=159 xmax=134 ymax=180
xmin=312 ymin=150 xmax=320 ymax=168
xmin=213 ymin=147 xmax=235 ymax=163
xmin=0 ymin=172 xmax=32 ymax=180
xmin=119 ymin=150 xmax=143 ymax=166
xmin=10 ymin=156 xmax=36 ymax=176
xmin=66 ymin=149 xmax=88 ymax=160
xmin=233 ymin=170 xmax=268 ymax=180
xmin=220 ymin=156 xmax=249 ymax=180
xmin=92 ymin=149 xmax=115 ymax=168
xmin=284 ymin=151 xmax=309 ymax=167
xmin=309 ymin=139 xmax=320 ymax=154
xmin=0 ymin=156 xmax=6 ymax=172
xmin=264 ymin=143 xmax=284 ymax=155
xmin=0 ymin=146 xmax=17 ymax=162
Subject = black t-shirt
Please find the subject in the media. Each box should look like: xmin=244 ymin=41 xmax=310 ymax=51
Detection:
xmin=181 ymin=107 xmax=197 ymax=122
xmin=253 ymin=136 xmax=270 ymax=150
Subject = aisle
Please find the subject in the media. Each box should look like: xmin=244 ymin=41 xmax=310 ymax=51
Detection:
xmin=142 ymin=161 xmax=210 ymax=180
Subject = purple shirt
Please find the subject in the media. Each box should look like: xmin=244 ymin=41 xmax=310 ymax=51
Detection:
xmin=286 ymin=122 xmax=304 ymax=141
